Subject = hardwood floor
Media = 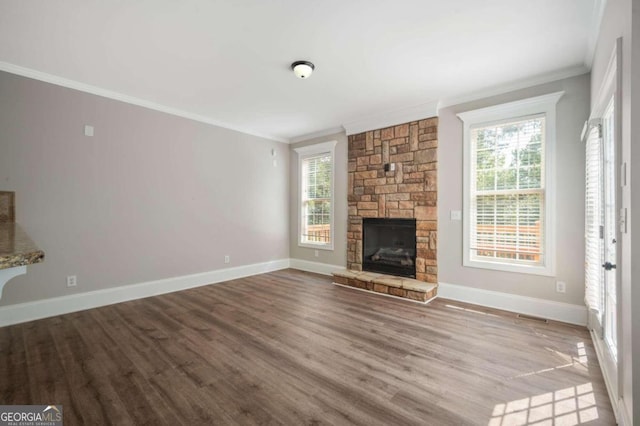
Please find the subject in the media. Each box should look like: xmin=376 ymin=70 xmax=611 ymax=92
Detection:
xmin=0 ymin=269 xmax=615 ymax=425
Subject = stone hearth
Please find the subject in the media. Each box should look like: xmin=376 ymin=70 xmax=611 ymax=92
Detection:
xmin=332 ymin=270 xmax=437 ymax=303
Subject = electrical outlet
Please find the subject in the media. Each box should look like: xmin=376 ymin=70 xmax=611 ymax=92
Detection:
xmin=556 ymin=281 xmax=566 ymax=293
xmin=314 ymin=250 xmax=319 ymax=257
xmin=67 ymin=275 xmax=77 ymax=287
xmin=224 ymin=255 xmax=230 ymax=264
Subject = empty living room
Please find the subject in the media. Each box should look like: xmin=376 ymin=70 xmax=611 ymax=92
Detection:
xmin=0 ymin=1 xmax=638 ymax=425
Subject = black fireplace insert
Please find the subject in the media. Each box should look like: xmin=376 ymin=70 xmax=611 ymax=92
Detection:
xmin=362 ymin=218 xmax=416 ymax=278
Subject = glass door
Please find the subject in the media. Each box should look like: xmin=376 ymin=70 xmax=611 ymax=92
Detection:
xmin=601 ymin=99 xmax=618 ymax=360
xmin=585 ymin=36 xmax=622 ymax=404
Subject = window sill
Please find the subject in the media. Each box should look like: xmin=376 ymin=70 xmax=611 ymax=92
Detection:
xmin=299 ymin=242 xmax=334 ymax=251
xmin=463 ymin=258 xmax=555 ymax=277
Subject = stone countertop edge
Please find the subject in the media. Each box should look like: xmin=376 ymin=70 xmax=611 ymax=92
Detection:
xmin=0 ymin=222 xmax=45 ymax=270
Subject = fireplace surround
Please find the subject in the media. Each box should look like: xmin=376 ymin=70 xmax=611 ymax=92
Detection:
xmin=362 ymin=218 xmax=416 ymax=278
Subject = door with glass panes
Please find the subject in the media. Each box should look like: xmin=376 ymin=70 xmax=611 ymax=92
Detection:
xmin=584 ymin=47 xmax=621 ymax=397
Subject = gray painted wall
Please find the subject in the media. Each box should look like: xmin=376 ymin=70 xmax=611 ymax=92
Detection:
xmin=289 ymin=132 xmax=348 ymax=267
xmin=0 ymin=71 xmax=290 ymax=306
xmin=438 ymin=73 xmax=590 ymax=306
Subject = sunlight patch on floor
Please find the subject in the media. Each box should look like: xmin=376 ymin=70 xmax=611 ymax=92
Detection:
xmin=511 ymin=342 xmax=589 ymax=379
xmin=488 ymin=382 xmax=598 ymax=425
xmin=576 ymin=342 xmax=588 ymax=363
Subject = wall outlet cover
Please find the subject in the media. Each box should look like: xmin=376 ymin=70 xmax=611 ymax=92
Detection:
xmin=66 ymin=275 xmax=77 ymax=287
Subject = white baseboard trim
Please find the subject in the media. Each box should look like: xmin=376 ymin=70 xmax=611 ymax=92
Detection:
xmin=0 ymin=259 xmax=290 ymax=327
xmin=288 ymin=258 xmax=345 ymax=276
xmin=589 ymin=329 xmax=622 ymax=425
xmin=437 ymin=282 xmax=587 ymax=326
xmin=618 ymin=397 xmax=632 ymax=426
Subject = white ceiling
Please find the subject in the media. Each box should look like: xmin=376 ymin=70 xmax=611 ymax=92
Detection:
xmin=0 ymin=0 xmax=602 ymax=142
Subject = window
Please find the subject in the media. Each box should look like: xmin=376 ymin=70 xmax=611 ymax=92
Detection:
xmin=294 ymin=141 xmax=336 ymax=250
xmin=458 ymin=92 xmax=563 ymax=275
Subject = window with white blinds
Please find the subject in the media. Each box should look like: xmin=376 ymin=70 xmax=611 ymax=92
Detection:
xmin=459 ymin=92 xmax=562 ymax=275
xmin=301 ymin=153 xmax=332 ymax=245
xmin=294 ymin=141 xmax=337 ymax=250
xmin=470 ymin=115 xmax=545 ymax=266
xmin=584 ymin=124 xmax=603 ymax=327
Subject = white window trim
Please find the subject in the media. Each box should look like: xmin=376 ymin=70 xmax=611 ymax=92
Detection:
xmin=458 ymin=92 xmax=564 ymax=276
xmin=294 ymin=140 xmax=337 ymax=251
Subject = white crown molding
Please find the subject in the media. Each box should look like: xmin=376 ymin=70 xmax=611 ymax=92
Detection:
xmin=591 ymin=37 xmax=620 ymax=119
xmin=438 ymin=282 xmax=587 ymax=326
xmin=0 ymin=61 xmax=288 ymax=143
xmin=289 ymin=126 xmax=345 ymax=144
xmin=0 ymin=259 xmax=290 ymax=327
xmin=584 ymin=0 xmax=608 ymax=68
xmin=456 ymin=91 xmax=565 ymax=123
xmin=293 ymin=139 xmax=337 ymax=157
xmin=343 ymin=100 xmax=439 ymax=135
xmin=289 ymin=258 xmax=345 ymax=276
xmin=438 ymin=65 xmax=588 ymax=111
xmin=0 ymin=59 xmax=592 ymax=147
xmin=340 ymin=63 xmax=587 ymax=137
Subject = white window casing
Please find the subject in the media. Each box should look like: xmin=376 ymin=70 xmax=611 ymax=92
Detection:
xmin=458 ymin=92 xmax=564 ymax=276
xmin=294 ymin=140 xmax=337 ymax=250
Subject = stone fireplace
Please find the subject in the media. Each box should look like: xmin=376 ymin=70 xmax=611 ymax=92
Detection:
xmin=347 ymin=117 xmax=438 ymax=285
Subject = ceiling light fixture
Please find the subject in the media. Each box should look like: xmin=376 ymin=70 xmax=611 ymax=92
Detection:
xmin=291 ymin=61 xmax=315 ymax=79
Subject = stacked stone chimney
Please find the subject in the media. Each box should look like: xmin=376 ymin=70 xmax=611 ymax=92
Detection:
xmin=347 ymin=118 xmax=438 ymax=284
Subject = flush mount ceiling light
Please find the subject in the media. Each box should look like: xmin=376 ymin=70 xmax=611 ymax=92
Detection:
xmin=291 ymin=61 xmax=315 ymax=79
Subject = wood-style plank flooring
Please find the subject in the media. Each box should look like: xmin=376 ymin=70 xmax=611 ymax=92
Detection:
xmin=0 ymin=269 xmax=615 ymax=425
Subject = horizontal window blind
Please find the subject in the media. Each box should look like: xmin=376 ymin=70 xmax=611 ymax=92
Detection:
xmin=469 ymin=115 xmax=545 ymax=265
xmin=584 ymin=125 xmax=603 ymax=326
xmin=301 ymin=153 xmax=332 ymax=245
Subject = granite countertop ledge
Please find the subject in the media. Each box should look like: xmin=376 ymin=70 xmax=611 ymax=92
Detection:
xmin=0 ymin=222 xmax=45 ymax=270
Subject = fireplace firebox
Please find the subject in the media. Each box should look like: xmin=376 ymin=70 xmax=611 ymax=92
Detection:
xmin=362 ymin=218 xmax=416 ymax=278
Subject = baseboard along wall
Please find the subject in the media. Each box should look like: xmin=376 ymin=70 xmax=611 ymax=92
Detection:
xmin=288 ymin=258 xmax=345 ymax=276
xmin=0 ymin=259 xmax=290 ymax=327
xmin=437 ymin=281 xmax=587 ymax=326
xmin=0 ymin=260 xmax=585 ymax=328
